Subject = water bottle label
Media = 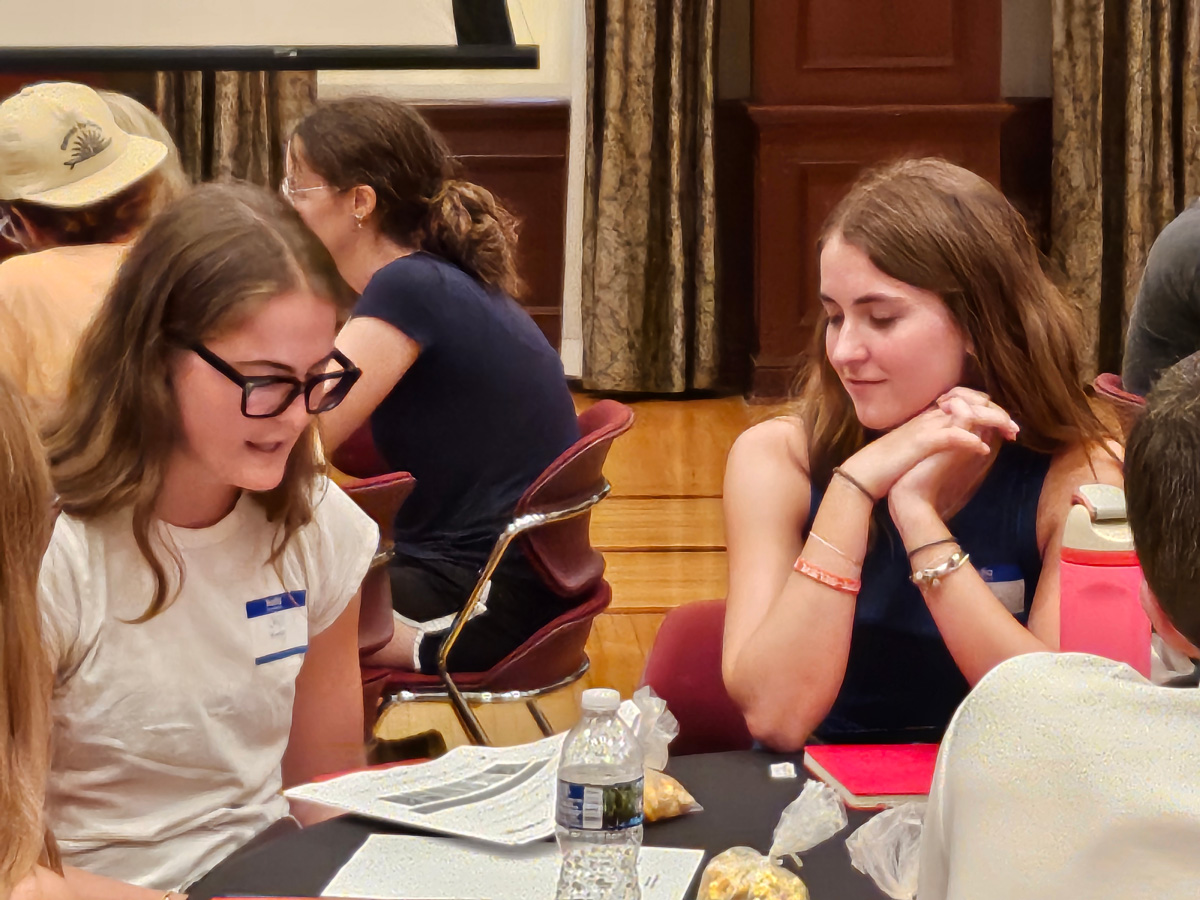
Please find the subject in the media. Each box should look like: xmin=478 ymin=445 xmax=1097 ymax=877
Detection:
xmin=555 ymin=777 xmax=644 ymax=831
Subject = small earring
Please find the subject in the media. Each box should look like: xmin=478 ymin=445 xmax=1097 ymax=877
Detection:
xmin=355 ymin=214 xmax=364 ymax=229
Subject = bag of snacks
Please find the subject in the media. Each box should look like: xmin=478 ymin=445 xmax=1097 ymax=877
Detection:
xmin=698 ymin=847 xmax=810 ymax=900
xmin=618 ymin=687 xmax=703 ymax=822
xmin=697 ymin=778 xmax=848 ymax=899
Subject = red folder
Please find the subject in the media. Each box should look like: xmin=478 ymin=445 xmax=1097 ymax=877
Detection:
xmin=802 ymin=743 xmax=939 ymax=810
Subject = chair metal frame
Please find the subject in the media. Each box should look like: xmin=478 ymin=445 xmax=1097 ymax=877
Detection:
xmin=411 ymin=481 xmax=612 ymax=745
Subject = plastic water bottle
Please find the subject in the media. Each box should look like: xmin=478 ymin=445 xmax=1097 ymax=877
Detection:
xmin=1059 ymin=483 xmax=1151 ymax=676
xmin=554 ymin=688 xmax=644 ymax=900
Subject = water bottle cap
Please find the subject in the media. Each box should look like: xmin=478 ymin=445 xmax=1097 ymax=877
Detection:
xmin=581 ymin=688 xmax=621 ymax=712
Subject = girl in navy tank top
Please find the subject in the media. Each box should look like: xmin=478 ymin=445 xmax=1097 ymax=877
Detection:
xmin=723 ymin=159 xmax=1122 ymax=749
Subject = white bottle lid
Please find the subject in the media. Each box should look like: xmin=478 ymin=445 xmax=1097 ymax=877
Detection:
xmin=581 ymin=688 xmax=621 ymax=712
xmin=1063 ymin=484 xmax=1134 ymax=552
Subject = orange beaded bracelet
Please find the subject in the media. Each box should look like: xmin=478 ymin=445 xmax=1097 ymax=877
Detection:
xmin=793 ymin=556 xmax=862 ymax=595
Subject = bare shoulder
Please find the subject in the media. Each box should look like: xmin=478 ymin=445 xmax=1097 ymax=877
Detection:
xmin=724 ymin=416 xmax=812 ymax=526
xmin=726 ymin=415 xmax=810 ymax=479
xmin=1037 ymin=440 xmax=1124 ymax=548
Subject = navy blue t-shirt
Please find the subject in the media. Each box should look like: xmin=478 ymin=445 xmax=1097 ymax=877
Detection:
xmin=353 ymin=252 xmax=579 ymax=571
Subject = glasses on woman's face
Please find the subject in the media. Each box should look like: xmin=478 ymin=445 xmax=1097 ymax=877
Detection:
xmin=280 ymin=177 xmax=334 ymax=206
xmin=189 ymin=342 xmax=361 ymax=418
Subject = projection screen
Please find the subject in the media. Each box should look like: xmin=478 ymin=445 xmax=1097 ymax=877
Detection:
xmin=0 ymin=0 xmax=538 ymax=70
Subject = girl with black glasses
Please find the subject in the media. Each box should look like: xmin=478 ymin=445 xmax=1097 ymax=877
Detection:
xmin=38 ymin=183 xmax=378 ymax=898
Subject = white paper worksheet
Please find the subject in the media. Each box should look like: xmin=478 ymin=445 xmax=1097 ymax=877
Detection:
xmin=286 ymin=735 xmax=566 ymax=845
xmin=321 ymin=835 xmax=705 ymax=900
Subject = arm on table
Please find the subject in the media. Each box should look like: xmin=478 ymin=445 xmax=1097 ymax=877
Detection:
xmin=721 ymin=419 xmax=867 ymax=751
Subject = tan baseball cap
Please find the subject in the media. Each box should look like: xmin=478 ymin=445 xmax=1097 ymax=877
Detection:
xmin=0 ymin=82 xmax=167 ymax=208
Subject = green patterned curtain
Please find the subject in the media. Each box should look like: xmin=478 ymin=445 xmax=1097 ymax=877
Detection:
xmin=1052 ymin=0 xmax=1200 ymax=375
xmin=154 ymin=71 xmax=316 ymax=188
xmin=581 ymin=0 xmax=718 ymax=392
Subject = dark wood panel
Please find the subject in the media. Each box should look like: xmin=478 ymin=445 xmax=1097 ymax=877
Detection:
xmin=714 ymin=100 xmax=756 ymax=393
xmin=803 ymin=0 xmax=955 ymax=68
xmin=752 ymin=0 xmax=1001 ymax=105
xmin=1000 ymin=97 xmax=1053 ymax=253
xmin=747 ymin=103 xmax=1010 ymax=398
xmin=420 ymin=102 xmax=569 ymax=351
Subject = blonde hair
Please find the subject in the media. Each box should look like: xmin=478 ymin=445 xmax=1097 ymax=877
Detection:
xmin=98 ymin=90 xmax=190 ymax=210
xmin=45 ymin=183 xmax=355 ymax=621
xmin=0 ymin=373 xmax=55 ymax=900
xmin=797 ymin=158 xmax=1114 ymax=484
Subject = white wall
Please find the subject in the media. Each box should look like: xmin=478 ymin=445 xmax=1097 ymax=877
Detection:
xmin=318 ymin=0 xmax=587 ymax=376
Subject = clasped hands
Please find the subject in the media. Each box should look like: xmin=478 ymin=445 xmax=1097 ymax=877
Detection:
xmin=839 ymin=387 xmax=1020 ymax=526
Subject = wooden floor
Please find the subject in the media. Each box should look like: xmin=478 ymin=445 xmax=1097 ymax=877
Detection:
xmin=376 ymin=394 xmax=767 ymax=748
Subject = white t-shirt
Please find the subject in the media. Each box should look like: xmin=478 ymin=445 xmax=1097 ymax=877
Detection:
xmin=919 ymin=652 xmax=1200 ymax=899
xmin=40 ymin=477 xmax=378 ymax=891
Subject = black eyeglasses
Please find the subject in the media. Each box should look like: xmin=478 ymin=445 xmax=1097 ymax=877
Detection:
xmin=188 ymin=342 xmax=362 ymax=418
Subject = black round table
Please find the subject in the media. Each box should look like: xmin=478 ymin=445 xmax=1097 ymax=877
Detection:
xmin=190 ymin=750 xmax=888 ymax=900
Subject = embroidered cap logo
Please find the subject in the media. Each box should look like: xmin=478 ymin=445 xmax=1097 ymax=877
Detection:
xmin=60 ymin=120 xmax=111 ymax=170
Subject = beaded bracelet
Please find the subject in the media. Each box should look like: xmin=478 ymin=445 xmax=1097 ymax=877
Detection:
xmin=910 ymin=550 xmax=971 ymax=589
xmin=794 ymin=556 xmax=862 ymax=595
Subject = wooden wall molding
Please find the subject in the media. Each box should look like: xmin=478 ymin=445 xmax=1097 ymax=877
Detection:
xmin=752 ymin=0 xmax=1001 ymax=106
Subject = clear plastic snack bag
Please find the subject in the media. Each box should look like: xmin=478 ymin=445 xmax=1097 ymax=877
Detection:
xmin=697 ymin=779 xmax=847 ymax=900
xmin=769 ymin=779 xmax=849 ymax=865
xmin=844 ymin=801 xmax=925 ymax=900
xmin=617 ymin=686 xmax=703 ymax=821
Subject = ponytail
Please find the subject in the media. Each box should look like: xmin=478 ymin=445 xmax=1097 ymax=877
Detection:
xmin=420 ymin=179 xmax=522 ymax=297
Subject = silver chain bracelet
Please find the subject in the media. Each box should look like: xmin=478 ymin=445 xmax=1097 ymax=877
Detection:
xmin=910 ymin=549 xmax=971 ymax=589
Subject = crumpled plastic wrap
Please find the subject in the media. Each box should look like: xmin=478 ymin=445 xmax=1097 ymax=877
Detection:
xmin=844 ymin=801 xmax=925 ymax=899
xmin=619 ymin=685 xmax=679 ymax=771
xmin=769 ymin=779 xmax=849 ymax=865
xmin=697 ymin=847 xmax=810 ymax=900
xmin=617 ymin=686 xmax=702 ymax=822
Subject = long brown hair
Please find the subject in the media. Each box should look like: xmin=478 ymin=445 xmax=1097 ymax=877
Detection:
xmin=44 ymin=183 xmax=355 ymax=621
xmin=292 ymin=96 xmax=521 ymax=296
xmin=0 ymin=373 xmax=55 ymax=899
xmin=797 ymin=157 xmax=1113 ymax=485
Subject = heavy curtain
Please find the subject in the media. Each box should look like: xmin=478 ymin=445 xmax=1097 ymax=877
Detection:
xmin=155 ymin=71 xmax=316 ymax=188
xmin=581 ymin=0 xmax=719 ymax=392
xmin=1052 ymin=0 xmax=1200 ymax=374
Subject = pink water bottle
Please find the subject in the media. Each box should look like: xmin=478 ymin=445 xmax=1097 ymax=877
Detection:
xmin=1059 ymin=483 xmax=1151 ymax=676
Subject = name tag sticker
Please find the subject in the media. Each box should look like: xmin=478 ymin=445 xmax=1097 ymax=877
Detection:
xmin=246 ymin=591 xmax=308 ymax=665
xmin=978 ymin=564 xmax=1025 ymax=614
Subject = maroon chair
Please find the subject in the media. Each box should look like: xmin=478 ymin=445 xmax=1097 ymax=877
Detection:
xmin=337 ymin=468 xmax=416 ymax=734
xmin=332 ymin=421 xmax=391 ymax=480
xmin=361 ymin=399 xmax=636 ymax=745
xmin=1092 ymin=373 xmax=1146 ymax=439
xmin=639 ymin=599 xmax=753 ymax=755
